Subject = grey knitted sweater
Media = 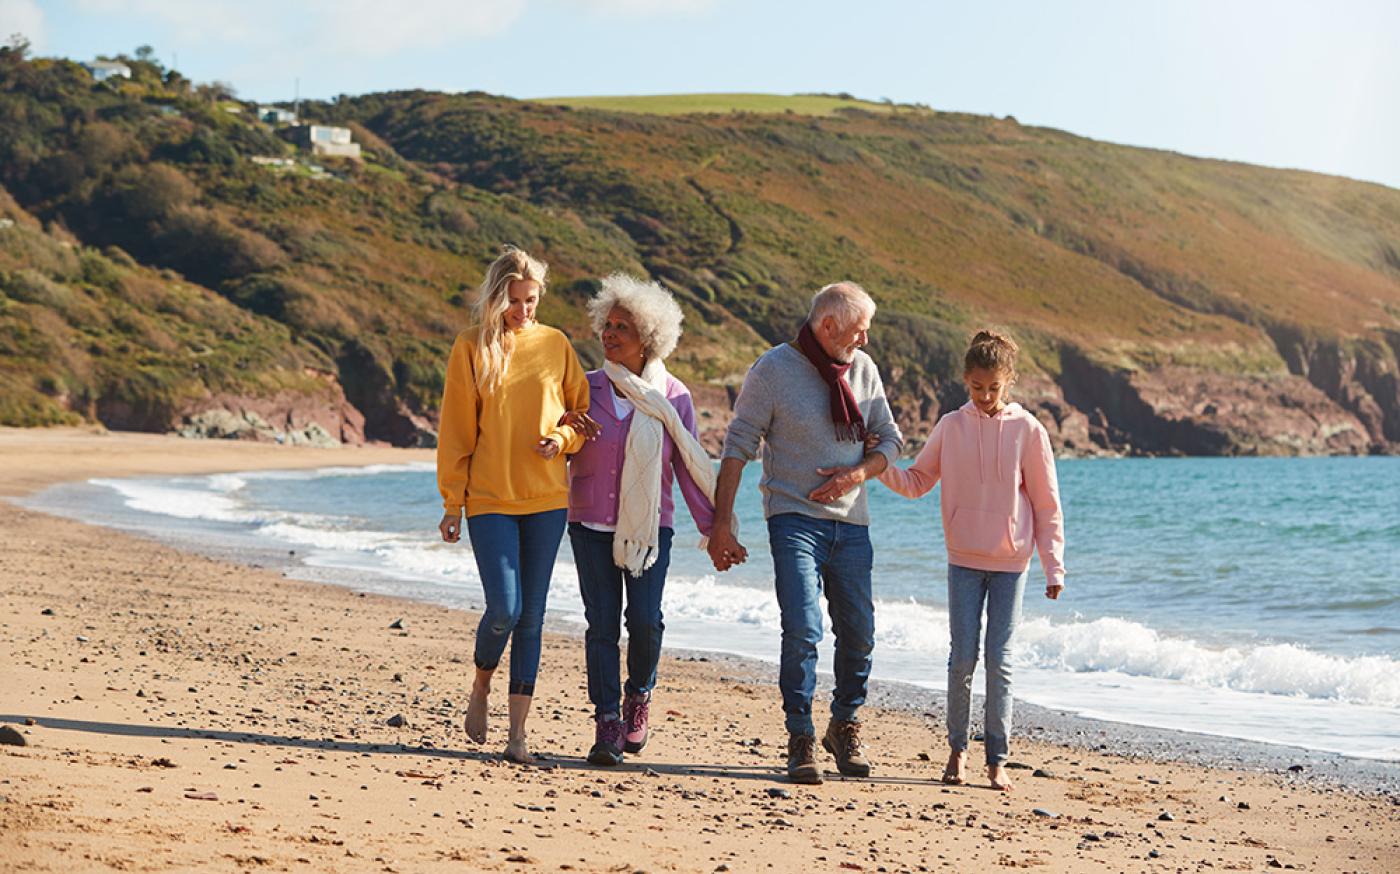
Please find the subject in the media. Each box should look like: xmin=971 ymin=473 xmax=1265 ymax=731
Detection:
xmin=721 ymin=343 xmax=903 ymax=525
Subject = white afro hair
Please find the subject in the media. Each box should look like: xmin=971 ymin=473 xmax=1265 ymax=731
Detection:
xmin=587 ymin=273 xmax=685 ymax=361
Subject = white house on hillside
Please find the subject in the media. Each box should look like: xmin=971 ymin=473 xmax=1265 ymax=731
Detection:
xmin=82 ymin=60 xmax=132 ymax=83
xmin=282 ymin=124 xmax=361 ymax=159
xmin=259 ymin=106 xmax=298 ymax=125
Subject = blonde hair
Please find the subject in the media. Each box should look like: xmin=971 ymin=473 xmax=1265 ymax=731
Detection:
xmin=586 ymin=273 xmax=685 ymax=361
xmin=964 ymin=330 xmax=1019 ymax=379
xmin=808 ymin=281 xmax=876 ymax=328
xmin=472 ymin=245 xmax=548 ymax=393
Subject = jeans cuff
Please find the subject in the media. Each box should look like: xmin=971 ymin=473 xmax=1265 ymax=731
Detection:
xmin=508 ymin=680 xmax=535 ymax=697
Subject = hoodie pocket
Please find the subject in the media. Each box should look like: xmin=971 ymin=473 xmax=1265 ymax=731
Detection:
xmin=947 ymin=507 xmax=1015 ymax=558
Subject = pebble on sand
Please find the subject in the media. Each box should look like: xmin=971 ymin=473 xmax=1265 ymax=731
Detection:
xmin=0 ymin=725 xmax=28 ymax=746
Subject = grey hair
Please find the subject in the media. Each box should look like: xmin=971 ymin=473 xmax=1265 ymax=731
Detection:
xmin=587 ymin=272 xmax=685 ymax=361
xmin=808 ymin=281 xmax=876 ymax=328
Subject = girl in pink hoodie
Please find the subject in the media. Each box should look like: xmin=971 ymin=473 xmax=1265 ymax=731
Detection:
xmin=879 ymin=331 xmax=1065 ymax=792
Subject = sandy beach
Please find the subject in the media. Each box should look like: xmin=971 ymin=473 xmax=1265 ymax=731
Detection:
xmin=1 ymin=428 xmax=1396 ymax=873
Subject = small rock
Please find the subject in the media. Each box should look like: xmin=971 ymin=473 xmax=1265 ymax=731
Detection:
xmin=136 ymin=787 xmax=153 ymax=793
xmin=386 ymin=714 xmax=406 ymax=728
xmin=0 ymin=725 xmax=28 ymax=747
xmin=1031 ymin=808 xmax=1058 ymax=818
xmin=1267 ymin=860 xmax=1283 ymax=869
xmin=1083 ymin=833 xmax=1101 ymax=842
xmin=505 ymin=854 xmax=536 ymax=864
xmin=1158 ymin=811 xmax=1175 ymax=822
xmin=40 ymin=608 xmax=54 ymax=616
xmin=152 ymin=757 xmax=176 ymax=768
xmin=766 ymin=788 xmax=791 ymax=799
xmin=1032 ymin=769 xmax=1055 ymax=779
xmin=1237 ymin=801 xmax=1251 ymax=810
xmin=1148 ymin=849 xmax=1161 ymax=859
xmin=1287 ymin=764 xmax=1305 ymax=773
xmin=1005 ymin=761 xmax=1033 ymax=770
xmin=76 ymin=635 xmax=89 ymax=643
xmin=136 ymin=689 xmax=146 ymax=698
xmin=184 ymin=791 xmax=218 ymax=801
xmin=23 ymin=718 xmax=35 ymax=726
xmin=715 ymin=866 xmax=731 ymax=872
xmin=388 ymin=618 xmax=404 ymax=630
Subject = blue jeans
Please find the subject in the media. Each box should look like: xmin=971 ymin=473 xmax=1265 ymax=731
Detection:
xmin=466 ymin=509 xmax=567 ymax=697
xmin=946 ymin=563 xmax=1026 ymax=765
xmin=767 ymin=513 xmax=876 ymax=737
xmin=568 ymin=523 xmax=673 ymax=719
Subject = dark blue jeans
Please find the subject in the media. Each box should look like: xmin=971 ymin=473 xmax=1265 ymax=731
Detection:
xmin=767 ymin=512 xmax=876 ymax=737
xmin=568 ymin=523 xmax=673 ymax=719
xmin=466 ymin=509 xmax=567 ymax=697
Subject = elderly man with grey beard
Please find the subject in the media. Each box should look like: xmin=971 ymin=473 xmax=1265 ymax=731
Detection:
xmin=707 ymin=281 xmax=903 ymax=785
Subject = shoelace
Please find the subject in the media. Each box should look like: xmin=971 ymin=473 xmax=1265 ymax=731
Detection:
xmin=793 ymin=734 xmax=817 ymax=760
xmin=626 ymin=697 xmax=649 ymax=733
xmin=840 ymin=722 xmax=864 ymax=757
xmin=599 ymin=718 xmax=625 ymax=748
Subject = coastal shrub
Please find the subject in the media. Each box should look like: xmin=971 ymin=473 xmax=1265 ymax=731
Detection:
xmin=155 ymin=206 xmax=286 ymax=286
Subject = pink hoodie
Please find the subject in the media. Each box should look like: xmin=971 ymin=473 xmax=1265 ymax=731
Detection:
xmin=880 ymin=401 xmax=1066 ymax=588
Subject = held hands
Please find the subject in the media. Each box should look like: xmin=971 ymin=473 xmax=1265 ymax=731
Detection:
xmin=809 ymin=464 xmax=868 ymax=505
xmin=439 ymin=512 xmax=462 ymax=543
xmin=706 ymin=527 xmax=748 ymax=573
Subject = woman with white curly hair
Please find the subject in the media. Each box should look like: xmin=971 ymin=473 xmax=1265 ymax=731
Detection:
xmin=566 ymin=273 xmax=738 ymax=766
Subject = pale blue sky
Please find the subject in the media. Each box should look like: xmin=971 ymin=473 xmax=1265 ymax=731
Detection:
xmin=7 ymin=0 xmax=1398 ymax=189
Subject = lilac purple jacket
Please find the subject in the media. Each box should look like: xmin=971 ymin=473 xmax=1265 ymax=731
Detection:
xmin=567 ymin=370 xmax=715 ymax=536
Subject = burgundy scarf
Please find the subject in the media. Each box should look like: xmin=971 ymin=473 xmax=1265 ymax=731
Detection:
xmin=796 ymin=320 xmax=866 ymax=443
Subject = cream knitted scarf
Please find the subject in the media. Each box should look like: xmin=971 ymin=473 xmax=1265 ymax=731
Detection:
xmin=603 ymin=358 xmax=730 ymax=575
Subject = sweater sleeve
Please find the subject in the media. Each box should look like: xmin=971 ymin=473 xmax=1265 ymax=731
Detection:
xmin=545 ymin=338 xmax=591 ymax=455
xmin=672 ymin=392 xmax=716 ymax=537
xmin=862 ymin=368 xmax=904 ymax=466
xmin=436 ymin=335 xmax=478 ymax=515
xmin=721 ymin=363 xmax=773 ymax=462
xmin=878 ymin=415 xmax=942 ymax=498
xmin=1022 ymin=422 xmax=1067 ymax=589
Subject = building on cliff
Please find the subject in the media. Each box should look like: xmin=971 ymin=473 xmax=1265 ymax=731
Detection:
xmin=281 ymin=124 xmax=361 ymax=159
xmin=81 ymin=60 xmax=131 ymax=83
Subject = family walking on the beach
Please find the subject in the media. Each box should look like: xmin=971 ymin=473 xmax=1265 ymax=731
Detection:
xmin=436 ymin=246 xmax=1066 ymax=790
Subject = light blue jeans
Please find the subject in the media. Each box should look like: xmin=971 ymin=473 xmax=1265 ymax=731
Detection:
xmin=946 ymin=563 xmax=1026 ymax=765
xmin=466 ymin=509 xmax=567 ymax=697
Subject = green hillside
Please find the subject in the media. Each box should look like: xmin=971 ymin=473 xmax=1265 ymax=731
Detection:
xmin=537 ymin=93 xmax=914 ymax=116
xmin=2 ymin=45 xmax=1398 ymax=454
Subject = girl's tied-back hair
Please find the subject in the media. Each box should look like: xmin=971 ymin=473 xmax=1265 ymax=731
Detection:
xmin=472 ymin=245 xmax=548 ymax=393
xmin=964 ymin=330 xmax=1019 ymax=379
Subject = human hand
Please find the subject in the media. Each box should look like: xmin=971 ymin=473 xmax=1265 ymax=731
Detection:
xmin=706 ymin=528 xmax=748 ymax=572
xmin=863 ymin=432 xmax=881 ymax=453
xmin=1046 ymin=583 xmax=1063 ymax=600
xmin=439 ymin=513 xmax=462 ymax=543
xmin=535 ymin=436 xmax=562 ymax=459
xmin=809 ymin=464 xmax=867 ymax=505
xmin=558 ymin=410 xmax=602 ymax=441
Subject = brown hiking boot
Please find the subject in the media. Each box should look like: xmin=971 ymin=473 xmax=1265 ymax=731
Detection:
xmin=822 ymin=718 xmax=871 ymax=777
xmin=786 ymin=733 xmax=823 ymax=785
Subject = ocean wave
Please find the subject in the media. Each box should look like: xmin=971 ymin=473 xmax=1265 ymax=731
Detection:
xmin=659 ymin=575 xmax=1400 ymax=709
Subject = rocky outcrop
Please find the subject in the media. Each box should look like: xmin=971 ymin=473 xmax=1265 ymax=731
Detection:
xmin=1265 ymin=325 xmax=1400 ymax=452
xmin=336 ymin=340 xmax=438 ymax=448
xmin=174 ymin=385 xmax=366 ymax=447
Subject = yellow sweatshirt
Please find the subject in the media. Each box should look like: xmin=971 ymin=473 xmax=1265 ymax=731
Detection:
xmin=437 ymin=323 xmax=590 ymax=518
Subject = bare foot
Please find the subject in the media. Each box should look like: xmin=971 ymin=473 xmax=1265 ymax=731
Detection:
xmin=504 ymin=734 xmax=534 ymax=764
xmin=464 ymin=685 xmax=488 ymax=744
xmin=988 ymin=763 xmax=1014 ymax=792
xmin=942 ymin=749 xmax=967 ymax=785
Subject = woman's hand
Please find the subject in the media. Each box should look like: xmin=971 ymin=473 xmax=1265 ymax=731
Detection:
xmin=1046 ymin=583 xmax=1063 ymax=600
xmin=558 ymin=410 xmax=602 ymax=441
xmin=439 ymin=513 xmax=462 ymax=543
xmin=535 ymin=436 xmax=562 ymax=460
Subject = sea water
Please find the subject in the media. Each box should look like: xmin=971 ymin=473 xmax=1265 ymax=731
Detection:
xmin=24 ymin=457 xmax=1400 ymax=760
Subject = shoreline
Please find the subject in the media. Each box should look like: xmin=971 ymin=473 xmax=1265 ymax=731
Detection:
xmin=2 ymin=428 xmax=1396 ymax=872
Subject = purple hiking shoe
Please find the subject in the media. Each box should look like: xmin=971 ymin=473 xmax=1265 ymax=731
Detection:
xmin=622 ymin=692 xmax=651 ymax=754
xmin=588 ymin=716 xmax=625 ymax=766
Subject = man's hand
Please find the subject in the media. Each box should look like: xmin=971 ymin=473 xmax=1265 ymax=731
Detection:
xmin=1046 ymin=583 xmax=1063 ymax=601
xmin=439 ymin=512 xmax=462 ymax=543
xmin=809 ymin=464 xmax=868 ymax=505
xmin=535 ymin=436 xmax=562 ymax=459
xmin=706 ymin=527 xmax=748 ymax=572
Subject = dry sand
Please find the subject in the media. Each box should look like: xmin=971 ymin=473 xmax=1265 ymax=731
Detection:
xmin=1 ymin=428 xmax=1396 ymax=873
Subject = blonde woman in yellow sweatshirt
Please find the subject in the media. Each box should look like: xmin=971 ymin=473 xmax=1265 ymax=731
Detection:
xmin=437 ymin=246 xmax=593 ymax=763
